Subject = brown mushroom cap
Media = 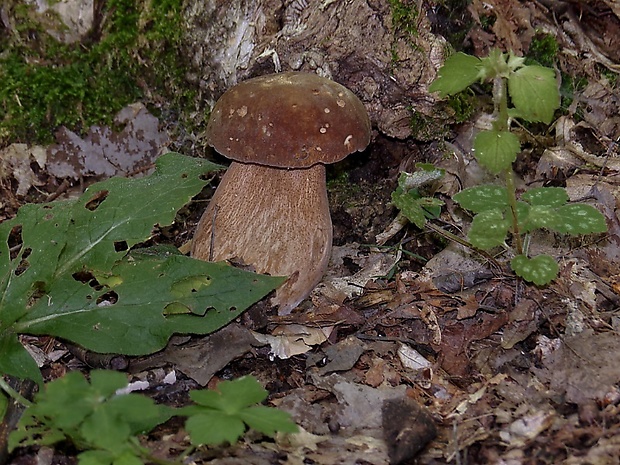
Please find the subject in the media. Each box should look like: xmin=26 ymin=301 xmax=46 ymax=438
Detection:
xmin=205 ymin=72 xmax=371 ymax=168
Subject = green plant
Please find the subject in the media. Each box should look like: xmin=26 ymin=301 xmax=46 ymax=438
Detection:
xmin=181 ymin=376 xmax=298 ymax=446
xmin=397 ymin=49 xmax=607 ymax=285
xmin=0 ymin=0 xmax=192 ymax=145
xmin=5 ymin=371 xmax=297 ymax=465
xmin=0 ymin=153 xmax=284 ymax=384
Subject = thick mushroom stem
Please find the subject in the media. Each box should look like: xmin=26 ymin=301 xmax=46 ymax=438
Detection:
xmin=191 ymin=161 xmax=332 ymax=314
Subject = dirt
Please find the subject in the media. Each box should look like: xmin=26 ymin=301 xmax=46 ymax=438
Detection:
xmin=1 ymin=1 xmax=620 ymax=464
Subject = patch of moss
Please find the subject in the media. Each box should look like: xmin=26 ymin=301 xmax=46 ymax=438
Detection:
xmin=528 ymin=33 xmax=559 ymax=67
xmin=388 ymin=0 xmax=419 ymax=37
xmin=409 ymin=110 xmax=451 ymax=141
xmin=0 ymin=0 xmax=192 ymax=146
xmin=560 ymin=74 xmax=588 ymax=117
xmin=447 ymin=91 xmax=476 ymax=123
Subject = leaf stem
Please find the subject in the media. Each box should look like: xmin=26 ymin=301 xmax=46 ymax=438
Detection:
xmin=493 ymin=61 xmax=523 ymax=255
xmin=424 ymin=222 xmax=502 ymax=269
xmin=0 ymin=377 xmax=33 ymax=407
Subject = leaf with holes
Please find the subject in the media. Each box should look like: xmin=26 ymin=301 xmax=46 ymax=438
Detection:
xmin=0 ymin=153 xmax=284 ymax=383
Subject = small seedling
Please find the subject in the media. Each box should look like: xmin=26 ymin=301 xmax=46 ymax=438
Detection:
xmin=396 ymin=49 xmax=607 ymax=285
xmin=181 ymin=376 xmax=299 ymax=446
xmin=7 ymin=371 xmax=297 ymax=465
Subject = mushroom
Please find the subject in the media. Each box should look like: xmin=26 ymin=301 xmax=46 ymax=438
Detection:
xmin=192 ymin=72 xmax=371 ymax=314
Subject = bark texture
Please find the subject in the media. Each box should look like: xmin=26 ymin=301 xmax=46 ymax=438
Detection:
xmin=182 ymin=0 xmax=448 ymax=139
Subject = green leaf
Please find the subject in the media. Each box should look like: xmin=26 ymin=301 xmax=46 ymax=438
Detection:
xmin=190 ymin=376 xmax=268 ymax=413
xmin=240 ymin=406 xmax=298 ymax=436
xmin=9 ymin=370 xmax=171 ymax=457
xmin=521 ymin=205 xmax=561 ymax=232
xmin=511 ymin=254 xmax=559 ymax=285
xmin=453 ymin=185 xmax=509 ymax=213
xmin=429 ymin=52 xmax=483 ymax=97
xmin=521 ymin=187 xmax=568 ymax=207
xmin=551 ymin=204 xmax=608 ymax=235
xmin=81 ymin=406 xmax=132 ymax=454
xmin=473 ymin=130 xmax=521 ymax=174
xmin=78 ymin=450 xmax=115 ymax=465
xmin=18 ymin=256 xmax=284 ymax=355
xmin=392 ymin=188 xmax=427 ymax=229
xmin=508 ymin=65 xmax=559 ymax=123
xmin=183 ymin=376 xmax=297 ymax=446
xmin=467 ymin=209 xmax=510 ymax=250
xmin=0 ymin=334 xmax=43 ymax=385
xmin=1 ymin=153 xmax=284 ymax=379
xmin=185 ymin=411 xmax=246 ymax=446
xmin=397 ymin=165 xmax=445 ymax=191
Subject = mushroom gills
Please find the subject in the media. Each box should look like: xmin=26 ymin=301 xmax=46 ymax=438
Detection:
xmin=191 ymin=161 xmax=332 ymax=314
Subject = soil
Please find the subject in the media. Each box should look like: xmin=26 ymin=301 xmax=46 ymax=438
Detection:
xmin=1 ymin=1 xmax=620 ymax=464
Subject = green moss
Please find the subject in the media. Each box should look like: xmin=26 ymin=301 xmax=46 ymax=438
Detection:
xmin=0 ymin=0 xmax=192 ymax=145
xmin=409 ymin=110 xmax=451 ymax=141
xmin=388 ymin=0 xmax=419 ymax=37
xmin=559 ymin=74 xmax=588 ymax=117
xmin=528 ymin=33 xmax=559 ymax=67
xmin=447 ymin=91 xmax=476 ymax=123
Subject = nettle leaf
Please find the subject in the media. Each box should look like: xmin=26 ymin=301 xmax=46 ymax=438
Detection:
xmin=429 ymin=52 xmax=483 ymax=97
xmin=508 ymin=65 xmax=559 ymax=124
xmin=551 ymin=204 xmax=608 ymax=235
xmin=511 ymin=254 xmax=559 ymax=286
xmin=473 ymin=130 xmax=521 ymax=174
xmin=0 ymin=153 xmax=284 ymax=382
xmin=522 ymin=187 xmax=568 ymax=207
xmin=521 ymin=205 xmax=561 ymax=232
xmin=453 ymin=185 xmax=509 ymax=213
xmin=468 ymin=209 xmax=510 ymax=250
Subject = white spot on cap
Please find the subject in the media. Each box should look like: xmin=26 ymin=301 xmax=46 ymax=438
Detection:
xmin=337 ymin=99 xmax=345 ymax=107
xmin=324 ymin=108 xmax=330 ymax=113
xmin=344 ymin=134 xmax=353 ymax=147
xmin=236 ymin=106 xmax=248 ymax=117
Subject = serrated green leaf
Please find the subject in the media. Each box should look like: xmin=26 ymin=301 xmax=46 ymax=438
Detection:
xmin=551 ymin=204 xmax=608 ymax=235
xmin=239 ymin=406 xmax=298 ymax=436
xmin=104 ymin=394 xmax=172 ymax=436
xmin=81 ymin=407 xmax=132 ymax=454
xmin=521 ymin=187 xmax=568 ymax=207
xmin=453 ymin=185 xmax=509 ymax=213
xmin=429 ymin=52 xmax=483 ymax=96
xmin=511 ymin=254 xmax=559 ymax=285
xmin=473 ymin=130 xmax=521 ymax=174
xmin=32 ymin=371 xmax=93 ymax=430
xmin=77 ymin=449 xmax=115 ymax=465
xmin=186 ymin=411 xmax=246 ymax=446
xmin=468 ymin=209 xmax=510 ymax=250
xmin=190 ymin=376 xmax=268 ymax=414
xmin=508 ymin=65 xmax=559 ymax=123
